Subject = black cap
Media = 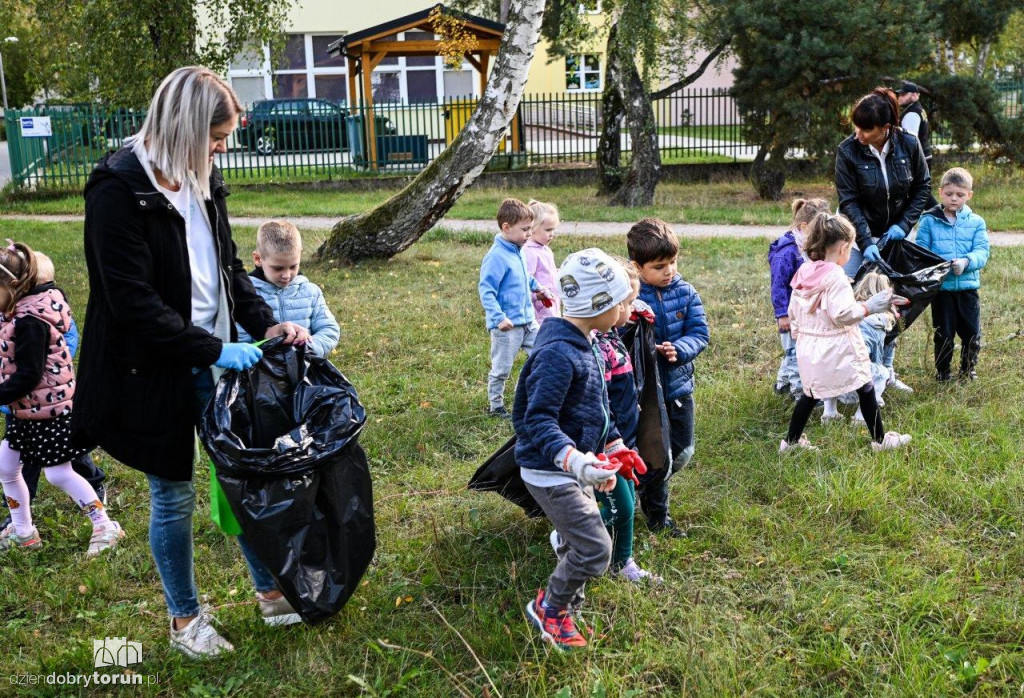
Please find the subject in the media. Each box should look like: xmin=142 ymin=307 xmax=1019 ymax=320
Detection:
xmin=898 ymin=81 xmax=920 ymax=94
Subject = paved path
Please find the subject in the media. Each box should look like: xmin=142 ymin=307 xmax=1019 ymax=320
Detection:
xmin=4 ymin=213 xmax=1023 ymax=247
xmin=0 ymin=141 xmax=10 ymax=186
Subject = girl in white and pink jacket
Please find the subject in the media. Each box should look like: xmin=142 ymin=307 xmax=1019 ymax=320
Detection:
xmin=780 ymin=214 xmax=912 ymax=453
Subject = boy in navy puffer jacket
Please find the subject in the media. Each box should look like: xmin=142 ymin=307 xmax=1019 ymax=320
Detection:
xmin=515 ymin=248 xmax=644 ymax=651
xmin=237 ymin=221 xmax=340 ymax=358
xmin=915 ymin=167 xmax=990 ymax=382
xmin=627 ymin=219 xmax=709 ymax=536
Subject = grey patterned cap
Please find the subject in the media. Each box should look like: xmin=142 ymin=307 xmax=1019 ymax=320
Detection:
xmin=559 ymin=248 xmax=631 ymax=318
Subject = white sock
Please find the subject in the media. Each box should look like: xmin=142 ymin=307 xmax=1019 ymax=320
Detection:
xmin=43 ymin=463 xmax=111 ymax=529
xmin=0 ymin=441 xmax=33 ymax=536
xmin=823 ymin=398 xmax=838 ymax=416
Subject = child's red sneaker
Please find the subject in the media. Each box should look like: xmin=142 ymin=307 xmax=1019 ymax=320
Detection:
xmin=525 ymin=589 xmax=588 ymax=650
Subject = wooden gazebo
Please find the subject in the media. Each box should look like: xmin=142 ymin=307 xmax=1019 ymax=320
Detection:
xmin=327 ymin=4 xmax=516 ymax=169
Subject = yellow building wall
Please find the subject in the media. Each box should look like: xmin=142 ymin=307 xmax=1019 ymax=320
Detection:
xmin=282 ymin=0 xmax=608 ymax=96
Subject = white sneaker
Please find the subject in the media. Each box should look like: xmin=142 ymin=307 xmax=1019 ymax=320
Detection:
xmin=257 ymin=592 xmax=302 ymax=626
xmin=169 ymin=609 xmax=234 ymax=659
xmin=820 ymin=412 xmax=844 ymax=425
xmin=86 ymin=521 xmax=125 ymax=557
xmin=850 ymin=412 xmax=867 ymax=426
xmin=779 ymin=434 xmax=817 ymax=453
xmin=871 ymin=432 xmax=912 ymax=452
xmin=549 ymin=529 xmax=562 ymax=556
xmin=888 ymin=375 xmax=914 ymax=393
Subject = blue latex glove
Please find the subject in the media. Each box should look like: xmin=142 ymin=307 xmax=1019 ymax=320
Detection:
xmin=0 ymin=406 xmax=10 ymax=416
xmin=878 ymin=225 xmax=906 ymax=247
xmin=862 ymin=244 xmax=882 ymax=263
xmin=214 ymin=343 xmax=263 ymax=371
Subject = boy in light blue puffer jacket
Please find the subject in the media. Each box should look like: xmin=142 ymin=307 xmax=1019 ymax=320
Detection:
xmin=237 ymin=221 xmax=340 ymax=358
xmin=915 ymin=167 xmax=989 ymax=382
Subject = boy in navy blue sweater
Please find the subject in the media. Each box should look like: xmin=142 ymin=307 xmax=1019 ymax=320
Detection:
xmin=627 ymin=219 xmax=709 ymax=536
xmin=514 ymin=248 xmax=644 ymax=651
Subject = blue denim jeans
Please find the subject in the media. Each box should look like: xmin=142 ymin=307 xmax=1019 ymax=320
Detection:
xmin=775 ymin=330 xmax=801 ymax=396
xmin=145 ymin=368 xmax=277 ymax=618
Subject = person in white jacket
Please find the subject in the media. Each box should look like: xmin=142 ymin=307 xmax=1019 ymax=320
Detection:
xmin=237 ymin=220 xmax=340 ymax=358
xmin=780 ymin=213 xmax=911 ymax=453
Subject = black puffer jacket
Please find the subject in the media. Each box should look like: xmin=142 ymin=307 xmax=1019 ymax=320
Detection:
xmin=835 ymin=129 xmax=932 ymax=251
xmin=73 ymin=147 xmax=277 ymax=481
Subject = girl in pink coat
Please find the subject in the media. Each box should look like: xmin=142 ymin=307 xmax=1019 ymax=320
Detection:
xmin=524 ymin=200 xmax=561 ymax=323
xmin=780 ymin=214 xmax=912 ymax=453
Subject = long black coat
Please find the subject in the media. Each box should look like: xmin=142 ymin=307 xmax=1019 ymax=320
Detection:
xmin=73 ymin=147 xmax=276 ymax=480
xmin=835 ymin=129 xmax=932 ymax=251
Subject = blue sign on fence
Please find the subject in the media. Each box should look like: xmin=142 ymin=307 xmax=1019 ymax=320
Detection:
xmin=20 ymin=116 xmax=52 ymax=137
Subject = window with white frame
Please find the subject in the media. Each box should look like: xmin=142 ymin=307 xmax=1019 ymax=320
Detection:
xmin=565 ymin=54 xmax=602 ymax=91
xmin=227 ymin=31 xmax=481 ymax=105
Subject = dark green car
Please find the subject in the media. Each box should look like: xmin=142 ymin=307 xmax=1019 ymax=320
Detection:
xmin=238 ymin=99 xmax=396 ymax=156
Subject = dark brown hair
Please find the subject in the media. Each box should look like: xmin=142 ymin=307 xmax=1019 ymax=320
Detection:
xmin=496 ymin=198 xmax=534 ymax=228
xmin=803 ymin=213 xmax=855 ymax=262
xmin=0 ymin=241 xmax=39 ymax=316
xmin=851 ymin=88 xmax=900 ymax=144
xmin=626 ymin=218 xmax=679 ymax=266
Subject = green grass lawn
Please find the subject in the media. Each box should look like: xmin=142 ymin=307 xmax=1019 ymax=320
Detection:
xmin=5 ymin=160 xmax=1024 ymax=231
xmin=2 ymin=220 xmax=1023 ymax=695
xmin=657 ymin=124 xmax=744 ymax=143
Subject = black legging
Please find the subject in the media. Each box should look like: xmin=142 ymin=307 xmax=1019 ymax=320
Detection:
xmin=787 ymin=383 xmax=883 ymax=443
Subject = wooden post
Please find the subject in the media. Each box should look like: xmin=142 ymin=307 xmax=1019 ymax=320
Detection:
xmin=478 ymin=52 xmax=489 ymax=96
xmin=362 ymin=53 xmax=377 ymax=170
xmin=347 ymin=56 xmax=358 ymax=107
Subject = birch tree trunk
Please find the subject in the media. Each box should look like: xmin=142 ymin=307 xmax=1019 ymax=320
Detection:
xmin=611 ymin=55 xmax=661 ymax=207
xmin=596 ymin=22 xmax=625 ymax=195
xmin=316 ymin=0 xmax=545 ymax=263
xmin=976 ymin=41 xmax=992 ymax=78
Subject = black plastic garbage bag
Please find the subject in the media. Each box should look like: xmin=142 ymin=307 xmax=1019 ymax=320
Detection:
xmin=468 ymin=319 xmax=671 ymax=515
xmin=200 ymin=339 xmax=375 ymax=623
xmin=620 ymin=320 xmax=672 ymax=471
xmin=468 ymin=436 xmax=544 ymax=518
xmin=857 ymin=238 xmax=952 ymax=345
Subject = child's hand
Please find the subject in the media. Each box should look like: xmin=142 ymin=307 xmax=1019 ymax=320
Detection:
xmin=952 ymin=258 xmax=969 ymax=275
xmin=608 ymin=449 xmax=647 ymax=486
xmin=266 ymin=322 xmax=310 ymax=345
xmin=777 ymin=316 xmax=791 ymax=332
xmin=891 ymin=295 xmax=910 ymax=307
xmin=536 ymin=288 xmax=554 ymax=308
xmin=497 ymin=318 xmax=515 ymax=331
xmin=656 ymin=342 xmax=678 ymax=363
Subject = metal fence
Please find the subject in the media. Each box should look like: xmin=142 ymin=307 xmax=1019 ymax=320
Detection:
xmin=2 ymin=89 xmax=748 ymax=189
xmin=5 ymin=81 xmax=1020 ymax=189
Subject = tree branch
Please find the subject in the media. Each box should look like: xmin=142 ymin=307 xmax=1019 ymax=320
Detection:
xmin=650 ymin=40 xmax=728 ymax=99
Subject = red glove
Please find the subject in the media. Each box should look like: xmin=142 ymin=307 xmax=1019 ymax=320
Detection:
xmin=608 ymin=449 xmax=647 ymax=486
xmin=630 ymin=307 xmax=655 ymax=324
xmin=540 ymin=296 xmax=554 ymax=308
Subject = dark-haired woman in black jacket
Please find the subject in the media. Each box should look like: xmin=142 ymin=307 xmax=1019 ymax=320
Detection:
xmin=835 ymin=87 xmax=932 ymax=276
xmin=834 ymin=86 xmax=931 ymax=392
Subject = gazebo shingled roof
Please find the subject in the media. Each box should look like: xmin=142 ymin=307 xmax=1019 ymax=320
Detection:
xmin=327 ymin=4 xmax=511 ymax=168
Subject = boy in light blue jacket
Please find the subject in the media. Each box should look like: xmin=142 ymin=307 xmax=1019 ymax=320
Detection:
xmin=915 ymin=167 xmax=990 ymax=382
xmin=237 ymin=221 xmax=340 ymax=358
xmin=478 ymin=198 xmax=553 ymax=418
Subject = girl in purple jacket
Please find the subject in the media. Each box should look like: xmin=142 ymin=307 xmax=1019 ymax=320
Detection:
xmin=768 ymin=198 xmax=830 ymax=398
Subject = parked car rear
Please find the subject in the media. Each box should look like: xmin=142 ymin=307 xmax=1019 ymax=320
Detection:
xmin=237 ymin=99 xmax=396 ymax=155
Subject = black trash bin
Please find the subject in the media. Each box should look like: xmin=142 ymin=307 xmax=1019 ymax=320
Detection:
xmin=200 ymin=339 xmax=375 ymax=623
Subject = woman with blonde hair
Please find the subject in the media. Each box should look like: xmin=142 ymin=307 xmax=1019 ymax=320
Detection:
xmin=75 ymin=66 xmax=310 ymax=658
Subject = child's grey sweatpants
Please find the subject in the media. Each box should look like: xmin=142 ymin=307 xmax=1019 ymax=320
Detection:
xmin=524 ymin=480 xmax=612 ymax=610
